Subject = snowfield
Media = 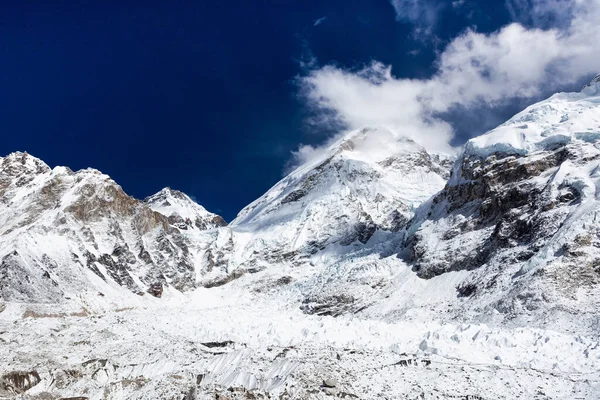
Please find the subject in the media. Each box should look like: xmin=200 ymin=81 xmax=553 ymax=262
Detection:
xmin=1 ymin=271 xmax=599 ymax=399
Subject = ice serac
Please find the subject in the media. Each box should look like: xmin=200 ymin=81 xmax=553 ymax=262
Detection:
xmin=202 ymin=127 xmax=454 ymax=286
xmin=0 ymin=152 xmax=224 ymax=304
xmin=404 ymin=76 xmax=600 ymax=330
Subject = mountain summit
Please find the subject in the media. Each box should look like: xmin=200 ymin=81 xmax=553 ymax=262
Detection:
xmin=145 ymin=187 xmax=227 ymax=230
xmin=404 ymin=76 xmax=600 ymax=331
xmin=199 ymin=127 xmax=455 ymax=284
xmin=0 ymin=155 xmax=225 ymax=303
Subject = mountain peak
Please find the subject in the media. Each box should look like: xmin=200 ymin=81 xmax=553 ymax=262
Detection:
xmin=581 ymin=73 xmax=600 ymax=92
xmin=232 ymin=125 xmax=453 ymax=243
xmin=328 ymin=126 xmax=429 ymax=162
xmin=145 ymin=187 xmax=198 ymax=208
xmin=145 ymin=187 xmax=227 ymax=230
xmin=150 ymin=187 xmax=191 ymax=202
xmin=464 ymin=81 xmax=600 ymax=160
xmin=1 ymin=151 xmax=50 ymax=177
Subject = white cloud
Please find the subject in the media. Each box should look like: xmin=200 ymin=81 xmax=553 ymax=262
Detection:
xmin=301 ymin=62 xmax=455 ymax=153
xmin=295 ymin=0 xmax=600 ymax=160
xmin=505 ymin=0 xmax=575 ymax=28
xmin=285 ymin=143 xmax=330 ymax=174
xmin=389 ymin=0 xmax=442 ymax=36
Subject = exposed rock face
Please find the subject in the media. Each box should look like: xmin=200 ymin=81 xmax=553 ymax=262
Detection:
xmin=146 ymin=282 xmax=163 ymax=298
xmin=403 ymin=83 xmax=600 ymax=329
xmin=582 ymin=73 xmax=600 ymax=90
xmin=0 ymin=152 xmax=225 ymax=302
xmin=1 ymin=370 xmax=41 ymax=394
xmin=406 ymin=145 xmax=580 ymax=278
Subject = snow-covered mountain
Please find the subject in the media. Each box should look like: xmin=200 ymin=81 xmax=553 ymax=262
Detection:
xmin=1 ymin=79 xmax=600 ymax=399
xmin=404 ymin=78 xmax=600 ymax=332
xmin=198 ymin=126 xmax=454 ymax=286
xmin=0 ymin=153 xmax=226 ymax=304
xmin=145 ymin=187 xmax=227 ymax=231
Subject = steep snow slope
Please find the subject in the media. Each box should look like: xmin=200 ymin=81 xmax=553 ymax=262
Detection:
xmin=233 ymin=127 xmax=452 ymax=232
xmin=404 ymin=79 xmax=600 ymax=332
xmin=145 ymin=187 xmax=226 ymax=230
xmin=196 ymin=127 xmax=454 ymax=286
xmin=0 ymin=153 xmax=225 ymax=305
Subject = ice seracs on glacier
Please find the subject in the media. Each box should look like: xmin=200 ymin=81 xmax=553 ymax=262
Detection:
xmin=464 ymin=75 xmax=600 ymax=160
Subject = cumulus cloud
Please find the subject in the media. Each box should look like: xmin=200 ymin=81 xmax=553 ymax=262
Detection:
xmin=300 ymin=62 xmax=455 ymax=153
xmin=285 ymin=143 xmax=330 ymax=174
xmin=295 ymin=0 xmax=600 ymax=162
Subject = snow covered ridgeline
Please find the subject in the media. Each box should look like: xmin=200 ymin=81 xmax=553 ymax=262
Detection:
xmin=0 ymin=151 xmax=227 ymax=304
xmin=464 ymin=79 xmax=600 ymax=158
xmin=404 ymin=77 xmax=600 ymax=332
xmin=212 ymin=127 xmax=453 ymax=280
xmin=0 ymin=127 xmax=455 ymax=302
xmin=145 ymin=187 xmax=227 ymax=230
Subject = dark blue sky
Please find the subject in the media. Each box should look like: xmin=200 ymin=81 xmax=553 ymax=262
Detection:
xmin=0 ymin=1 xmax=531 ymax=220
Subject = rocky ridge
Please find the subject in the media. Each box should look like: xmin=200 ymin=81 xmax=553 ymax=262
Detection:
xmin=402 ymin=77 xmax=600 ymax=331
xmin=0 ymin=152 xmax=226 ymax=304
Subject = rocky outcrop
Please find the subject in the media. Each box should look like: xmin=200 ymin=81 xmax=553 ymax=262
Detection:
xmin=1 ymin=370 xmax=41 ymax=394
xmin=401 ymin=83 xmax=600 ymax=329
xmin=406 ymin=144 xmax=584 ymax=278
xmin=0 ymin=152 xmax=224 ymax=302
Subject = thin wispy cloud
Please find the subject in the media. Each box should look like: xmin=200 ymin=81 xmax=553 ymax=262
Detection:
xmin=389 ymin=0 xmax=442 ymax=37
xmin=505 ymin=0 xmax=575 ymax=28
xmin=313 ymin=16 xmax=327 ymax=27
xmin=292 ymin=0 xmax=600 ymax=168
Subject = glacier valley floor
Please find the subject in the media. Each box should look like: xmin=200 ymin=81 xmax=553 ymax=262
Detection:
xmin=1 ymin=269 xmax=599 ymax=400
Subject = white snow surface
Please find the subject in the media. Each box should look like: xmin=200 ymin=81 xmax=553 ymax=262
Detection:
xmin=464 ymin=82 xmax=600 ymax=159
xmin=194 ymin=127 xmax=454 ymax=287
xmin=1 ymin=267 xmax=599 ymax=399
xmin=145 ymin=187 xmax=220 ymax=223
